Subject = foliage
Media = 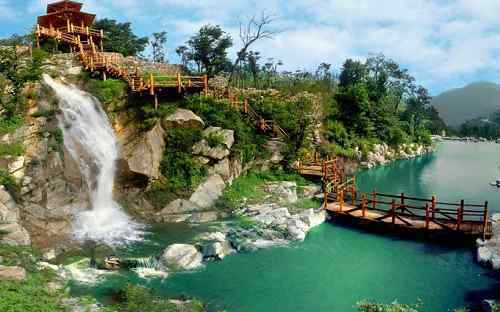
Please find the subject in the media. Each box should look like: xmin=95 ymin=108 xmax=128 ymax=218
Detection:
xmin=459 ymin=109 xmax=500 ymax=139
xmin=93 ymin=19 xmax=149 ymax=57
xmin=113 ymin=284 xmax=205 ymax=312
xmin=206 ymin=132 xmax=226 ymax=148
xmin=177 ymin=24 xmax=233 ymax=76
xmin=0 ymin=142 xmax=24 ymax=157
xmin=216 ymin=169 xmax=307 ymax=212
xmin=356 ymin=300 xmax=421 ymax=312
xmin=151 ymin=31 xmax=167 ymax=63
xmin=82 ymin=77 xmax=128 ymax=110
xmin=0 ymin=168 xmax=18 ymax=195
xmin=183 ymin=95 xmax=268 ymax=163
xmin=147 ymin=128 xmax=206 ymax=208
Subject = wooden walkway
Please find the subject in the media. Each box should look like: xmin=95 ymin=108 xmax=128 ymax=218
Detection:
xmin=302 ymin=157 xmax=493 ymax=238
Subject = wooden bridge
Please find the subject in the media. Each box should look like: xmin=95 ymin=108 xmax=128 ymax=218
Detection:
xmin=319 ymin=158 xmax=493 ymax=238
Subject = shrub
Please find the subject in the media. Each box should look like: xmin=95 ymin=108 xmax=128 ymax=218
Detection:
xmin=0 ymin=168 xmax=18 ymax=194
xmin=31 ymin=107 xmax=57 ymax=119
xmin=357 ymin=300 xmax=421 ymax=312
xmin=0 ymin=142 xmax=24 ymax=157
xmin=0 ymin=116 xmax=23 ymax=135
xmin=206 ymin=132 xmax=225 ymax=148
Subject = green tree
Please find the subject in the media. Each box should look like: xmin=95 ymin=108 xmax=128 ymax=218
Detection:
xmin=151 ymin=31 xmax=167 ymax=63
xmin=181 ymin=24 xmax=233 ymax=76
xmin=93 ymin=19 xmax=148 ymax=56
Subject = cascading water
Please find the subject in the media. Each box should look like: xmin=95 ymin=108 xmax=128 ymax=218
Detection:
xmin=42 ymin=74 xmax=143 ymax=245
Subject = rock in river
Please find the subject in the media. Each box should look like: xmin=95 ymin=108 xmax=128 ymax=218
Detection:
xmin=161 ymin=244 xmax=203 ymax=270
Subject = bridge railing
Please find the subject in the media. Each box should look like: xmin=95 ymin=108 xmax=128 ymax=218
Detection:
xmin=329 ymin=186 xmax=490 ymax=238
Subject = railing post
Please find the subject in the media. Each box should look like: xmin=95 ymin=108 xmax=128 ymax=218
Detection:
xmin=361 ymin=193 xmax=367 ymax=218
xmin=400 ymin=193 xmax=405 ymax=212
xmin=483 ymin=201 xmax=489 ymax=240
xmin=177 ymin=72 xmax=182 ymax=93
xmin=457 ymin=199 xmax=464 ymax=231
xmin=431 ymin=195 xmax=436 ymax=220
xmin=339 ymin=189 xmax=344 ymax=212
xmin=244 ymin=99 xmax=248 ymax=114
xmin=425 ymin=203 xmax=430 ymax=229
xmin=391 ymin=200 xmax=396 ymax=224
xmin=203 ymin=74 xmax=208 ymax=94
xmin=322 ymin=182 xmax=328 ymax=210
xmin=372 ymin=190 xmax=377 ymax=211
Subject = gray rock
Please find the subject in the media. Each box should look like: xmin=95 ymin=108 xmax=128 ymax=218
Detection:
xmin=192 ymin=139 xmax=230 ymax=160
xmin=159 ymin=199 xmax=202 ymax=215
xmin=121 ymin=122 xmax=165 ymax=179
xmin=208 ymin=158 xmax=231 ymax=181
xmin=202 ymin=241 xmax=231 ymax=260
xmin=189 ymin=175 xmax=226 ymax=208
xmin=302 ymin=185 xmax=321 ymax=198
xmin=286 ymin=218 xmax=309 ymax=241
xmin=161 ymin=244 xmax=203 ymax=270
xmin=202 ymin=127 xmax=234 ymax=149
xmin=264 ymin=181 xmax=298 ymax=204
xmin=187 ymin=211 xmax=219 ymax=223
xmin=0 ymin=265 xmax=26 ymax=281
xmin=0 ymin=223 xmax=31 ymax=246
xmin=299 ymin=209 xmax=326 ymax=228
xmin=162 ymin=108 xmax=205 ymax=130
xmin=199 ymin=231 xmax=226 ymax=243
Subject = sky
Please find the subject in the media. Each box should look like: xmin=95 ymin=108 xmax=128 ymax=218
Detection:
xmin=1 ymin=0 xmax=500 ymax=95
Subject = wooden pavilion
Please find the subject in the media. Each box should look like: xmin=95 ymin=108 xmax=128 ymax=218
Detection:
xmin=36 ymin=0 xmax=103 ymax=52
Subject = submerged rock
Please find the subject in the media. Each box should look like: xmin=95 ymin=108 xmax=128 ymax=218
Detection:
xmin=161 ymin=244 xmax=203 ymax=270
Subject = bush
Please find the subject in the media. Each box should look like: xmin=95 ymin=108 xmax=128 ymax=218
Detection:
xmin=0 ymin=169 xmax=18 ymax=194
xmin=0 ymin=116 xmax=23 ymax=135
xmin=206 ymin=132 xmax=225 ymax=148
xmin=115 ymin=284 xmax=205 ymax=312
xmin=0 ymin=142 xmax=24 ymax=157
xmin=357 ymin=300 xmax=421 ymax=312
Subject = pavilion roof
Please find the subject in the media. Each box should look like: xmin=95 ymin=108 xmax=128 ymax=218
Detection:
xmin=47 ymin=0 xmax=83 ymax=13
xmin=37 ymin=0 xmax=96 ymax=28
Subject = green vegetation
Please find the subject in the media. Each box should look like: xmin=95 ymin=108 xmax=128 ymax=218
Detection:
xmin=146 ymin=128 xmax=206 ymax=208
xmin=459 ymin=109 xmax=500 ymax=139
xmin=176 ymin=25 xmax=233 ymax=77
xmin=93 ymin=19 xmax=149 ymax=57
xmin=0 ymin=168 xmax=18 ymax=194
xmin=183 ymin=95 xmax=269 ymax=163
xmin=116 ymin=284 xmax=205 ymax=312
xmin=0 ymin=244 xmax=69 ymax=312
xmin=216 ymin=169 xmax=308 ymax=213
xmin=0 ymin=142 xmax=24 ymax=157
xmin=357 ymin=300 xmax=421 ymax=312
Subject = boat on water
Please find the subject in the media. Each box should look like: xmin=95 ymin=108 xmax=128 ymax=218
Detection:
xmin=490 ymin=179 xmax=500 ymax=187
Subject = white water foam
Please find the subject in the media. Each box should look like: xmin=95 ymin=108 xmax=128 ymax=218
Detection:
xmin=43 ymin=74 xmax=143 ymax=245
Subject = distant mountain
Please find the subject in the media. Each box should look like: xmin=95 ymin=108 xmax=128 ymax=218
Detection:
xmin=431 ymin=82 xmax=500 ymax=127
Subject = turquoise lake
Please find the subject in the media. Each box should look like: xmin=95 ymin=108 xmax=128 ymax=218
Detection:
xmin=78 ymin=141 xmax=500 ymax=311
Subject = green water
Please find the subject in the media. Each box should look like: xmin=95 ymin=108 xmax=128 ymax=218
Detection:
xmin=76 ymin=142 xmax=500 ymax=311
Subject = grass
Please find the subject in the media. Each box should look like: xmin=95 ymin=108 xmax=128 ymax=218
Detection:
xmin=216 ymin=169 xmax=311 ymax=213
xmin=0 ymin=169 xmax=18 ymax=195
xmin=0 ymin=244 xmax=69 ymax=312
xmin=0 ymin=116 xmax=23 ymax=135
xmin=0 ymin=142 xmax=24 ymax=157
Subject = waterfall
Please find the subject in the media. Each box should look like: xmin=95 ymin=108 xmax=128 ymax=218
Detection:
xmin=42 ymin=74 xmax=143 ymax=245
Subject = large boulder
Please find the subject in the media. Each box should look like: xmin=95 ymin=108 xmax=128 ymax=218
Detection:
xmin=0 ymin=223 xmax=31 ymax=246
xmin=264 ymin=181 xmax=298 ymax=204
xmin=161 ymin=244 xmax=203 ymax=270
xmin=189 ymin=175 xmax=226 ymax=208
xmin=0 ymin=186 xmax=18 ymax=222
xmin=0 ymin=265 xmax=26 ymax=281
xmin=192 ymin=127 xmax=234 ymax=160
xmin=162 ymin=108 xmax=205 ymax=130
xmin=159 ymin=199 xmax=202 ymax=215
xmin=121 ymin=122 xmax=165 ymax=179
xmin=299 ymin=209 xmax=326 ymax=228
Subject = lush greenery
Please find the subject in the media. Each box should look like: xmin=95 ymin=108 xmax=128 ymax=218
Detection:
xmin=111 ymin=284 xmax=206 ymax=312
xmin=176 ymin=25 xmax=233 ymax=76
xmin=93 ymin=19 xmax=149 ymax=57
xmin=0 ymin=244 xmax=69 ymax=312
xmin=0 ymin=142 xmax=24 ymax=157
xmin=216 ymin=169 xmax=309 ymax=213
xmin=459 ymin=109 xmax=500 ymax=139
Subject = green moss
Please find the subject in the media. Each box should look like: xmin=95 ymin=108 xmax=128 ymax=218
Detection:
xmin=0 ymin=169 xmax=18 ymax=195
xmin=0 ymin=142 xmax=24 ymax=157
xmin=0 ymin=116 xmax=24 ymax=135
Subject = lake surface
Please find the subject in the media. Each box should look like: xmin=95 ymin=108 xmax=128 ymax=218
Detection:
xmin=76 ymin=141 xmax=500 ymax=311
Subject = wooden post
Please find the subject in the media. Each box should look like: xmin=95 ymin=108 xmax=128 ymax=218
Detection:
xmin=322 ymin=182 xmax=328 ymax=210
xmin=457 ymin=199 xmax=464 ymax=231
xmin=371 ymin=190 xmax=376 ymax=211
xmin=339 ymin=189 xmax=344 ymax=212
xmin=154 ymin=92 xmax=159 ymax=111
xmin=400 ymin=193 xmax=405 ymax=212
xmin=425 ymin=203 xmax=430 ymax=229
xmin=177 ymin=73 xmax=182 ymax=93
xmin=391 ymin=200 xmax=396 ymax=224
xmin=102 ymin=71 xmax=107 ymax=81
xmin=431 ymin=195 xmax=436 ymax=220
xmin=483 ymin=201 xmax=489 ymax=240
xmin=67 ymin=19 xmax=70 ymax=31
xmin=361 ymin=193 xmax=367 ymax=218
xmin=243 ymin=99 xmax=248 ymax=114
xmin=203 ymin=74 xmax=208 ymax=94
xmin=149 ymin=73 xmax=154 ymax=95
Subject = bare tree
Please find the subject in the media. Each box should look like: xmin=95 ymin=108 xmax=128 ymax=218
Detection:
xmin=228 ymin=12 xmax=278 ymax=85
